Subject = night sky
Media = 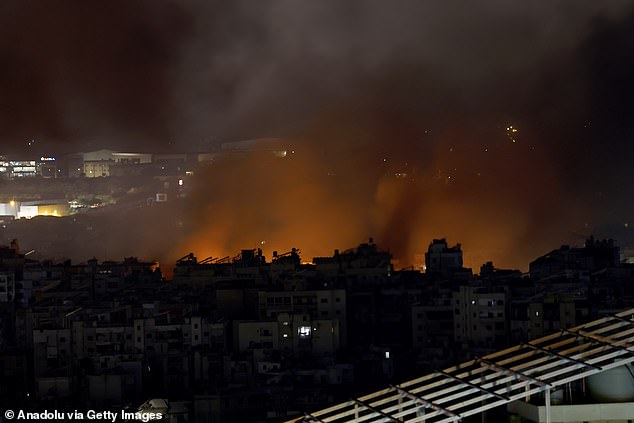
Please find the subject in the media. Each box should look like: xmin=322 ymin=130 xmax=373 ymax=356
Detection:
xmin=1 ymin=1 xmax=634 ymax=269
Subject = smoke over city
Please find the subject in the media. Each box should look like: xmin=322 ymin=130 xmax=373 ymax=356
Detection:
xmin=2 ymin=1 xmax=634 ymax=269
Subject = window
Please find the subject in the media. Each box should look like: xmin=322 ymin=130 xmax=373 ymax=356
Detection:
xmin=298 ymin=326 xmax=312 ymax=337
xmin=336 ymin=297 xmax=341 ymax=303
xmin=321 ymin=298 xmax=328 ymax=303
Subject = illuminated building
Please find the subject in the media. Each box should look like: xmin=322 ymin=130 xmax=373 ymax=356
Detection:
xmin=83 ymin=159 xmax=114 ymax=177
xmin=0 ymin=159 xmax=37 ymax=178
xmin=0 ymin=157 xmax=61 ymax=179
xmin=0 ymin=200 xmax=70 ymax=219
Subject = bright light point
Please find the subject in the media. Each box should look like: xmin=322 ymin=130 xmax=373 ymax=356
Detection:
xmin=9 ymin=200 xmax=15 ymax=207
xmin=178 ymin=179 xmax=184 ymax=186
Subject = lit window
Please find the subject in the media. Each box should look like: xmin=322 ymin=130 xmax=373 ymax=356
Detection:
xmin=385 ymin=351 xmax=390 ymax=359
xmin=298 ymin=326 xmax=311 ymax=337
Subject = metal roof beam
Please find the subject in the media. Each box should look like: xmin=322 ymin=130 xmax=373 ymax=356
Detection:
xmin=562 ymin=328 xmax=634 ymax=353
xmin=611 ymin=314 xmax=634 ymax=324
xmin=437 ymin=370 xmax=509 ymax=401
xmin=352 ymin=398 xmax=402 ymax=422
xmin=297 ymin=413 xmax=326 ymax=423
xmin=289 ymin=309 xmax=634 ymax=423
xmin=521 ymin=342 xmax=602 ymax=370
xmin=612 ymin=309 xmax=634 ymax=329
xmin=437 ymin=352 xmax=634 ymax=423
xmin=476 ymin=357 xmax=551 ymax=388
xmin=397 ymin=318 xmax=630 ymax=395
xmin=390 ymin=385 xmax=460 ymax=420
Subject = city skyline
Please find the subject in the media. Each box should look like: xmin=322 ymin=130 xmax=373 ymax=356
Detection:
xmin=1 ymin=2 xmax=634 ymax=421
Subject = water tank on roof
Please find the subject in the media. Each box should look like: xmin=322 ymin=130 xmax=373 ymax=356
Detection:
xmin=586 ymin=364 xmax=634 ymax=402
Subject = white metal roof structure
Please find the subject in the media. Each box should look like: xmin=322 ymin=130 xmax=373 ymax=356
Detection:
xmin=289 ymin=308 xmax=634 ymax=423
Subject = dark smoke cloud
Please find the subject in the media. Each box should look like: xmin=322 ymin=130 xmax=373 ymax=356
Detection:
xmin=2 ymin=1 xmax=634 ymax=270
xmin=0 ymin=0 xmax=191 ymax=152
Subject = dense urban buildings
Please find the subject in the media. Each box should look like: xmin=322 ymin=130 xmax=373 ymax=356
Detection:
xmin=3 ymin=2 xmax=634 ymax=422
xmin=1 ymin=236 xmax=633 ymax=421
